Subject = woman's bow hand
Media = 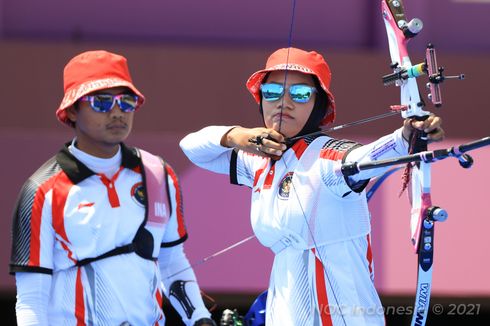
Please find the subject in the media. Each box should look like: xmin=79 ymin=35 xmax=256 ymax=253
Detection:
xmin=402 ymin=114 xmax=445 ymax=143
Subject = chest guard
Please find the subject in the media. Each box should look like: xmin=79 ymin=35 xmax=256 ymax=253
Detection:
xmin=285 ymin=137 xmax=371 ymax=248
xmin=76 ymin=149 xmax=170 ymax=266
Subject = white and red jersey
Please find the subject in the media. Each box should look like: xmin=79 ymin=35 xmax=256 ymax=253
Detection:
xmin=10 ymin=143 xmax=188 ymax=325
xmin=180 ymin=126 xmax=409 ymax=326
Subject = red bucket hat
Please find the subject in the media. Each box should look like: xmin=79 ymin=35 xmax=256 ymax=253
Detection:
xmin=56 ymin=50 xmax=145 ymax=126
xmin=246 ymin=47 xmax=336 ymax=125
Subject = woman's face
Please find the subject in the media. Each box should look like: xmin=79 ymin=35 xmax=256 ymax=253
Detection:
xmin=261 ymin=70 xmax=316 ymax=138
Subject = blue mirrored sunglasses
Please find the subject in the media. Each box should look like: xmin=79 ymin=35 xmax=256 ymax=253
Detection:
xmin=79 ymin=94 xmax=139 ymax=113
xmin=260 ymin=83 xmax=317 ymax=103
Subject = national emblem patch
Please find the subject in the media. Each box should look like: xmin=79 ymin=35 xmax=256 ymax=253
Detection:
xmin=131 ymin=182 xmax=145 ymax=206
xmin=278 ymin=172 xmax=293 ymax=199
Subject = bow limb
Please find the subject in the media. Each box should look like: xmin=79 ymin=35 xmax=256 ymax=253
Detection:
xmin=381 ymin=0 xmax=428 ymax=119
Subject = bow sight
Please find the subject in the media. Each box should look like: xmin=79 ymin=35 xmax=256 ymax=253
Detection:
xmin=382 ymin=44 xmax=465 ymax=107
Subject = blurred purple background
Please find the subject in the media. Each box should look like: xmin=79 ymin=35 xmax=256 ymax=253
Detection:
xmin=2 ymin=0 xmax=490 ymax=52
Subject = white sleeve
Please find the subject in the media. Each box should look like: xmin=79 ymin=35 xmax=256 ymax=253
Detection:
xmin=15 ymin=272 xmax=51 ymax=326
xmin=180 ymin=125 xmax=261 ymax=188
xmin=159 ymin=244 xmax=211 ymax=326
xmin=179 ymin=126 xmax=236 ymax=175
xmin=345 ymin=127 xmax=409 ymax=182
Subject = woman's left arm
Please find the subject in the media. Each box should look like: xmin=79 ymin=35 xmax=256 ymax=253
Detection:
xmin=345 ymin=114 xmax=444 ymax=182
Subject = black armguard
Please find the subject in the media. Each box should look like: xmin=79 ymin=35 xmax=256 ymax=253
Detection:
xmin=169 ymin=280 xmax=196 ymax=319
xmin=342 ymin=143 xmax=370 ymax=194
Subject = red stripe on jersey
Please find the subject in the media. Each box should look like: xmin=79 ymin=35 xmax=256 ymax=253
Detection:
xmin=28 ymin=173 xmax=59 ymax=266
xmin=319 ymin=148 xmax=345 ymax=161
xmin=155 ymin=288 xmax=163 ymax=308
xmin=366 ymin=234 xmax=374 ymax=277
xmin=60 ymin=241 xmax=77 ymax=264
xmin=97 ymin=166 xmax=124 ymax=208
xmin=263 ymin=164 xmax=275 ymax=190
xmin=51 ymin=172 xmax=75 ymax=258
xmin=155 ymin=287 xmax=164 ymax=324
xmin=75 ymin=267 xmax=86 ymax=326
xmin=77 ymin=202 xmax=95 ymax=210
xmin=313 ymin=249 xmax=333 ymax=326
xmin=51 ymin=172 xmax=73 ymax=242
xmin=166 ymin=165 xmax=186 ymax=238
xmin=252 ymin=160 xmax=269 ymax=188
xmin=292 ymin=139 xmax=308 ymax=159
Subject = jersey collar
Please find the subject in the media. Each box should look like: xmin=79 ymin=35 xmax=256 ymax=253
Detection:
xmin=56 ymin=142 xmax=140 ymax=184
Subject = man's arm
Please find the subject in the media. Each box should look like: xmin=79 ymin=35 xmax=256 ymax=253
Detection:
xmin=159 ymin=245 xmax=215 ymax=326
xmin=15 ymin=273 xmax=51 ymax=325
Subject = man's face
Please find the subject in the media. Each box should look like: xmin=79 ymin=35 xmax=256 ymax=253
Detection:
xmin=67 ymin=86 xmax=135 ymax=157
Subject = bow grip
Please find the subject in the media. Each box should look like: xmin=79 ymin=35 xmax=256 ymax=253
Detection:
xmin=410 ymin=115 xmax=430 ymax=149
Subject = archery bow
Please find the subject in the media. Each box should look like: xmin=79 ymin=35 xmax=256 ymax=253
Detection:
xmin=380 ymin=1 xmax=466 ymax=325
xmin=382 ymin=1 xmax=439 ymax=325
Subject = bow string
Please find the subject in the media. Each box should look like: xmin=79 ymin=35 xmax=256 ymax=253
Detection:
xmin=273 ymin=0 xmax=349 ymax=324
